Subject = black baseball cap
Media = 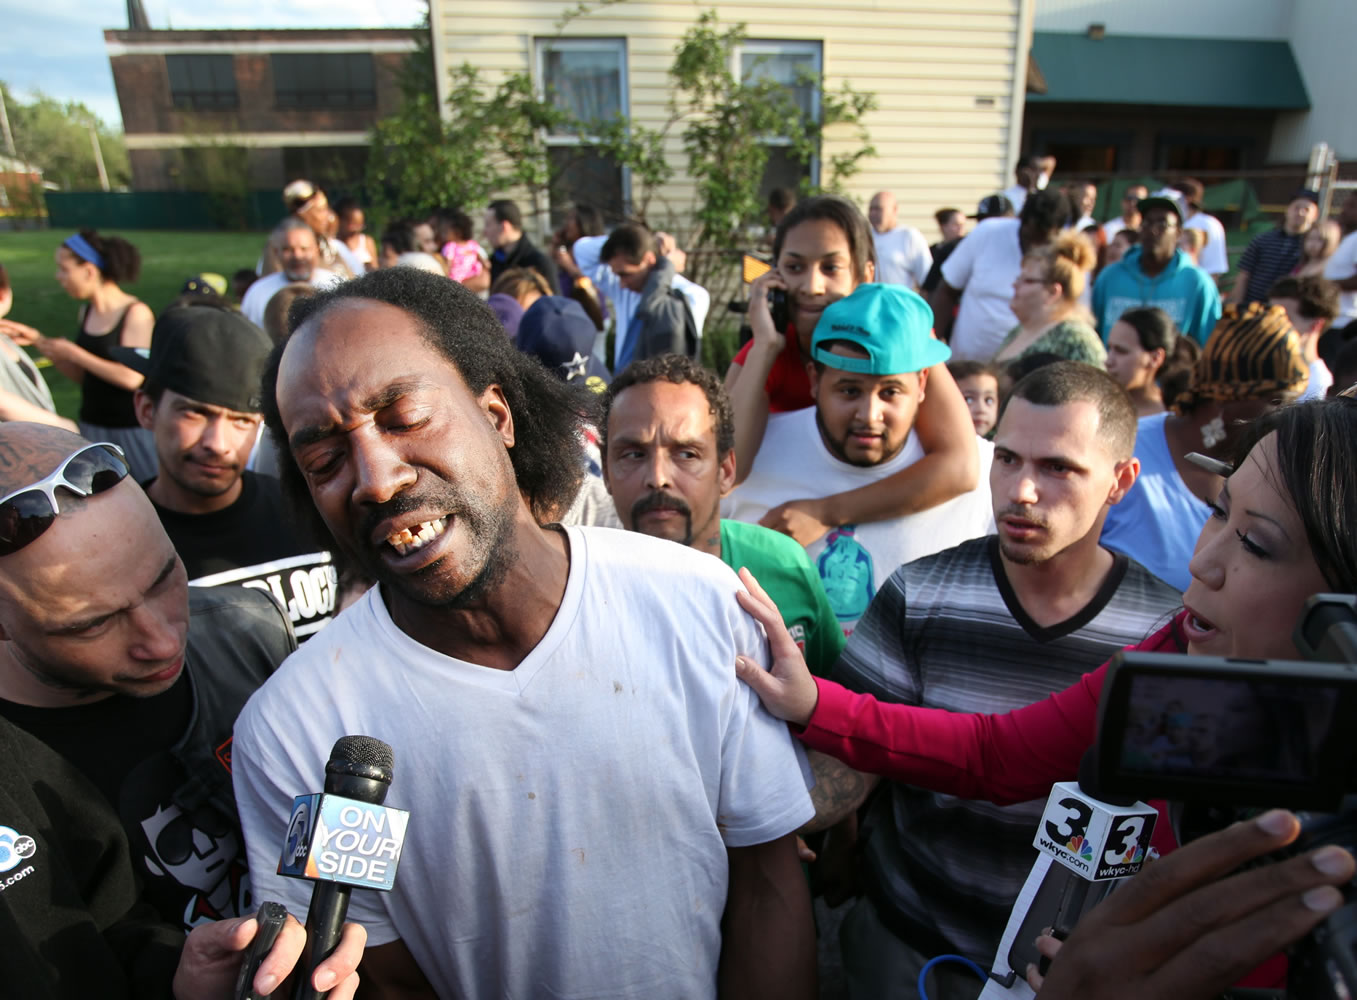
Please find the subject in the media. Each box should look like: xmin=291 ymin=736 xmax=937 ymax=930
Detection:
xmin=114 ymin=305 xmax=273 ymax=413
xmin=1137 ymin=195 xmax=1183 ymax=224
xmin=970 ymin=194 xmax=1015 ymax=220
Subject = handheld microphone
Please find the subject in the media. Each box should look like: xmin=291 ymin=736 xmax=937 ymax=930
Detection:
xmin=277 ymin=736 xmax=410 ymax=1000
xmin=986 ymin=752 xmax=1158 ymax=993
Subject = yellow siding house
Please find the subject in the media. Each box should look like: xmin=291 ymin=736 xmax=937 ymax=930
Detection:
xmin=431 ymin=0 xmax=1034 ymax=236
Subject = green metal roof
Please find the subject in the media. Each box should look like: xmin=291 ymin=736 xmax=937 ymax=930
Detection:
xmin=1029 ymin=31 xmax=1310 ymax=110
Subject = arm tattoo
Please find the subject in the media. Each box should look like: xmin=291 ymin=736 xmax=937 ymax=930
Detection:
xmin=800 ymin=751 xmax=876 ymax=835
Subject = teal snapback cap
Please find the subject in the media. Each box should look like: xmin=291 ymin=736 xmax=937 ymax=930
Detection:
xmin=810 ymin=283 xmax=950 ymax=375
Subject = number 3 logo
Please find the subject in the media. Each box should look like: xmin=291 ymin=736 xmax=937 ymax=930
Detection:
xmin=1105 ymin=816 xmax=1147 ymax=865
xmin=1045 ymin=797 xmax=1093 ymax=843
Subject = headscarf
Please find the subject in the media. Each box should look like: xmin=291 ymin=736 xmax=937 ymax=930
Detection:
xmin=1175 ymin=302 xmax=1308 ymax=411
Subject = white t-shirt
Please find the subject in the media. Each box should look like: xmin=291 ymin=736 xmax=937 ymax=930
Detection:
xmin=1302 ymin=357 xmax=1334 ymax=400
xmin=723 ymin=408 xmax=995 ymax=635
xmin=232 ymin=526 xmax=813 ymax=999
xmin=331 ymin=238 xmax=364 ymax=278
xmin=1002 ymin=184 xmax=1028 ymax=214
xmin=872 ymin=226 xmax=932 ymax=289
xmin=571 ymin=235 xmax=711 ymax=365
xmin=240 ymin=268 xmax=341 ymax=329
xmin=940 ymin=217 xmax=1024 ymax=361
xmin=1101 ymin=217 xmax=1132 ymax=242
xmin=1184 ymin=211 xmax=1228 ymax=275
xmin=1324 ymin=230 xmax=1357 ymax=329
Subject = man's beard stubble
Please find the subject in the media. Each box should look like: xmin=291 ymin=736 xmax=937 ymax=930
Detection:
xmin=351 ymin=477 xmax=520 ymax=611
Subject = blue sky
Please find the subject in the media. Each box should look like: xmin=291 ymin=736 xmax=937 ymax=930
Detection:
xmin=0 ymin=0 xmax=425 ymax=128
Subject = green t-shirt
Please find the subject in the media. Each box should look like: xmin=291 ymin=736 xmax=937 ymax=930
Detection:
xmin=719 ymin=519 xmax=845 ymax=676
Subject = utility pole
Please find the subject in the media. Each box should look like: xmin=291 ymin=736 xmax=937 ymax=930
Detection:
xmin=88 ymin=124 xmax=111 ymax=191
xmin=0 ymin=88 xmax=17 ymax=158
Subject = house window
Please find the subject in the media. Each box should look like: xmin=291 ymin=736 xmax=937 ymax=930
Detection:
xmin=738 ymin=39 xmax=822 ymax=197
xmin=1156 ymin=135 xmax=1253 ymax=172
xmin=272 ymin=53 xmax=376 ymax=111
xmin=536 ymin=38 xmax=628 ymax=228
xmin=166 ymin=54 xmax=238 ymax=111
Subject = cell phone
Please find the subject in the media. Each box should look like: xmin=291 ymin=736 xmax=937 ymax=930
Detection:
xmin=233 ymin=901 xmax=289 ymax=1000
xmin=768 ymin=288 xmax=790 ymax=331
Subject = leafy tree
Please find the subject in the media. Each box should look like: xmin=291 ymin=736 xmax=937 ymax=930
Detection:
xmin=662 ymin=11 xmax=876 ymax=366
xmin=1 ymin=82 xmax=129 ymax=191
xmin=367 ymin=12 xmax=666 ymax=228
xmin=176 ymin=139 xmax=251 ymax=230
xmin=367 ymin=4 xmax=876 ymax=371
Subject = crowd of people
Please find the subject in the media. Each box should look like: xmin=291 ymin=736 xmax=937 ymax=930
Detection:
xmin=0 ymin=160 xmax=1356 ymax=1000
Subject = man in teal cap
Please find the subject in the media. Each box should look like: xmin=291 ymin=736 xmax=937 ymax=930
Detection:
xmin=725 ymin=283 xmax=995 ymax=635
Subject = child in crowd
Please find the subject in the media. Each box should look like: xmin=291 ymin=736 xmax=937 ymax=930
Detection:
xmin=433 ymin=208 xmax=488 ymax=288
xmin=947 ymin=359 xmax=999 ymax=436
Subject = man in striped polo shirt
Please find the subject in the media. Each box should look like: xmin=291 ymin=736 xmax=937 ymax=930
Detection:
xmin=1228 ymin=189 xmax=1320 ymax=307
xmin=819 ymin=363 xmax=1181 ymax=999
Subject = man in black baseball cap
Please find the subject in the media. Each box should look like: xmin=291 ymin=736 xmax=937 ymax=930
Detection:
xmin=968 ymin=193 xmax=1015 ymax=221
xmin=922 ymin=195 xmax=1016 ymax=294
xmin=127 ymin=303 xmax=337 ymax=639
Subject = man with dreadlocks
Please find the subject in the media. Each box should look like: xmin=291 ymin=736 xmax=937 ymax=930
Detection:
xmin=231 ymin=269 xmax=816 ymax=999
xmin=1098 ymin=302 xmax=1309 ymax=591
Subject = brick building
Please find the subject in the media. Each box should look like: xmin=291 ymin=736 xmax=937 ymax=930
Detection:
xmin=104 ymin=28 xmax=419 ymax=192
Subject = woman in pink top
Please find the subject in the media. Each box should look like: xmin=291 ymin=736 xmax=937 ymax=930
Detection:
xmin=735 ymin=395 xmax=1357 ymax=995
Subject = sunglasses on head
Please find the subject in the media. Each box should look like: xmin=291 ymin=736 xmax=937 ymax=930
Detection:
xmin=0 ymin=443 xmax=129 ymax=557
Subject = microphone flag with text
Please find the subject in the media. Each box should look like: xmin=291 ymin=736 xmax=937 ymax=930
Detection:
xmin=277 ymin=735 xmax=409 ymax=1000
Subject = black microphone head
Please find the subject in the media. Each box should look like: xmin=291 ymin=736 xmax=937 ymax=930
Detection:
xmin=327 ymin=736 xmax=394 ymax=784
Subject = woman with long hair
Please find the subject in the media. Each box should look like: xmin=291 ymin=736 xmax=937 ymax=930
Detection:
xmin=1294 ymin=219 xmax=1342 ymax=278
xmin=1104 ymin=307 xmax=1199 ymax=417
xmin=0 ymin=231 xmax=156 ymax=478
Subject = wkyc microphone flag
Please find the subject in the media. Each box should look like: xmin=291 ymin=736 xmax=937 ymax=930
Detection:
xmin=1034 ymin=781 xmax=1157 ymax=881
xmin=278 ymin=793 xmax=410 ymax=890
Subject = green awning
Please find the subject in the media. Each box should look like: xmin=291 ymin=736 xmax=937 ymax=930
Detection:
xmin=1028 ymin=32 xmax=1310 ymax=110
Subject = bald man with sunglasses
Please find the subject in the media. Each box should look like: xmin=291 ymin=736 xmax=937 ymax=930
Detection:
xmin=0 ymin=423 xmax=296 ymax=933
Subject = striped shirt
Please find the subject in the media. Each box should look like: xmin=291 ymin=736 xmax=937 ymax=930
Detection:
xmin=836 ymin=535 xmax=1181 ymax=964
xmin=1238 ymin=228 xmax=1304 ymax=304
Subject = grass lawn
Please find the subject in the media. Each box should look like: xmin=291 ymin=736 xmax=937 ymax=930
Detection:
xmin=0 ymin=229 xmax=265 ymax=419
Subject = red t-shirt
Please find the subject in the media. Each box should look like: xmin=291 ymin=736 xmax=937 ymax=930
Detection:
xmin=732 ymin=332 xmax=813 ymax=413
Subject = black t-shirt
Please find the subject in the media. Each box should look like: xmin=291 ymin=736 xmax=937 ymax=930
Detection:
xmin=923 ymin=236 xmax=963 ymax=294
xmin=150 ymin=471 xmax=337 ymax=640
xmin=490 ymin=234 xmax=559 ymax=289
xmin=0 ymin=717 xmax=183 ymax=998
xmin=0 ymin=672 xmax=253 ymax=931
xmin=0 ymin=587 xmax=295 ymax=933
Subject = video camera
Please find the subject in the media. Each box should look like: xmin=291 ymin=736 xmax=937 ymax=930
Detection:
xmin=1094 ymin=593 xmax=1357 ymax=999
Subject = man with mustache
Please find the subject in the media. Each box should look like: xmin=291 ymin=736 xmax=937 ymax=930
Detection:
xmin=231 ymin=269 xmax=817 ymax=999
xmin=600 ymin=354 xmax=844 ymax=676
xmin=725 ymin=283 xmax=995 ymax=636
xmin=805 ymin=362 xmax=1181 ymax=1000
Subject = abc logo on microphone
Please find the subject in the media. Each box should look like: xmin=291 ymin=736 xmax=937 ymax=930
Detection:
xmin=277 ymin=792 xmax=410 ymax=891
